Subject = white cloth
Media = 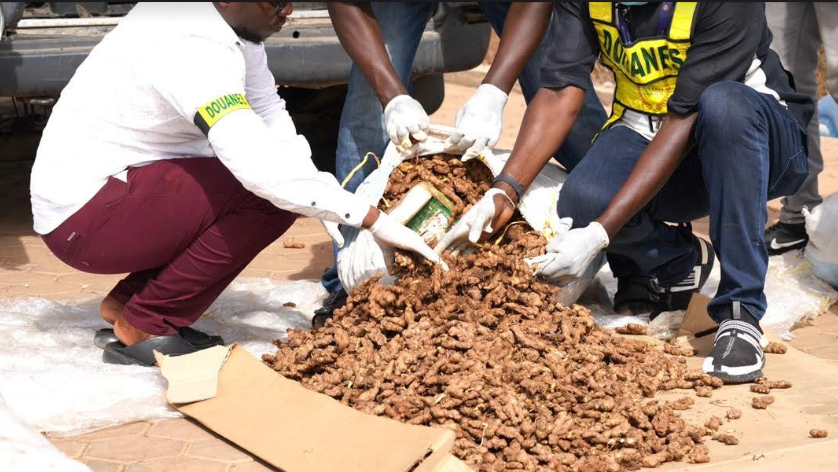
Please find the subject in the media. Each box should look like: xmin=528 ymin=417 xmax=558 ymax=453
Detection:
xmin=30 ymin=2 xmax=369 ymax=235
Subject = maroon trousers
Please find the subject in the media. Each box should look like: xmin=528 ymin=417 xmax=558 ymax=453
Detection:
xmin=42 ymin=158 xmax=297 ymax=335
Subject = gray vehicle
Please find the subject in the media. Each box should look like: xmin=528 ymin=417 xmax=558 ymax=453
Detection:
xmin=0 ymin=2 xmax=491 ymax=170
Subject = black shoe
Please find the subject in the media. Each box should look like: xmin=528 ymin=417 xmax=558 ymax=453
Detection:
xmin=765 ymin=221 xmax=808 ymax=255
xmin=703 ymin=303 xmax=766 ymax=384
xmin=650 ymin=235 xmax=715 ymax=319
xmin=312 ymin=288 xmax=348 ymax=328
xmin=614 ymin=275 xmax=660 ymax=315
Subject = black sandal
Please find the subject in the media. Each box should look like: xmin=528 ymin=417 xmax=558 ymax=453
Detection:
xmin=94 ymin=327 xmax=224 ymax=350
xmin=102 ymin=336 xmax=198 ymax=367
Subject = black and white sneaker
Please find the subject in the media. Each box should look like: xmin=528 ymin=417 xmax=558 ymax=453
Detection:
xmin=703 ymin=303 xmax=766 ymax=384
xmin=765 ymin=221 xmax=808 ymax=255
xmin=650 ymin=235 xmax=715 ymax=319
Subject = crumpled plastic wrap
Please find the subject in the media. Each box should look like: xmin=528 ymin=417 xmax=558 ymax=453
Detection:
xmin=582 ymin=250 xmax=838 ymax=341
xmin=3 ymin=249 xmax=833 ymax=438
xmin=0 ymin=278 xmax=326 ymax=436
xmin=804 ymin=191 xmax=838 ymax=288
xmin=0 ymin=393 xmax=91 ymax=471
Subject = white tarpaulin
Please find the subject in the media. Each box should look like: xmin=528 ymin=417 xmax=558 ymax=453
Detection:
xmin=0 ymin=278 xmax=327 ymax=436
xmin=2 ymin=251 xmax=834 ymax=438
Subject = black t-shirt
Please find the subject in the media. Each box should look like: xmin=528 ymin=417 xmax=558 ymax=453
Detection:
xmin=540 ymin=2 xmax=814 ymax=131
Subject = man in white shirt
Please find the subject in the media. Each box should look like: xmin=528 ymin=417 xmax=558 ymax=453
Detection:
xmin=30 ymin=2 xmax=442 ymax=366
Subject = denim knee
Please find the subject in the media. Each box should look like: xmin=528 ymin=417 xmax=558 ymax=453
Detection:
xmin=558 ymin=175 xmax=610 ymax=228
xmin=696 ymin=82 xmax=758 ymax=139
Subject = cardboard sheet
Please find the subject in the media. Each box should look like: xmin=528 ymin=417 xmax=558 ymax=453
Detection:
xmin=159 ymin=345 xmax=470 ymax=472
xmin=678 ymin=294 xmax=717 ymax=337
xmin=655 ymin=300 xmax=838 ymax=471
xmin=156 ymin=300 xmax=838 ymax=472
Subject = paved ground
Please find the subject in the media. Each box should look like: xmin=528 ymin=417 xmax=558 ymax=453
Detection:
xmin=2 ymin=69 xmax=838 ymax=471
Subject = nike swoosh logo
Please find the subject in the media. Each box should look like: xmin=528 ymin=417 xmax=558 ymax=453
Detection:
xmin=770 ymin=238 xmax=805 ymax=250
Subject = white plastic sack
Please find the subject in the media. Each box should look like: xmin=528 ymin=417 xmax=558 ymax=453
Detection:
xmin=0 ymin=394 xmax=91 ymax=472
xmin=337 ymin=124 xmax=604 ymax=304
xmin=0 ymin=278 xmax=327 ymax=436
xmin=804 ymin=192 xmax=838 ymax=287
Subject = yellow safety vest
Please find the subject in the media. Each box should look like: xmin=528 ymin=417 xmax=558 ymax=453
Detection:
xmin=589 ymin=2 xmax=698 ymax=130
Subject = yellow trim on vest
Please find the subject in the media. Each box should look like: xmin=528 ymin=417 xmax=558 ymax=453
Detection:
xmin=670 ymin=2 xmax=697 ymax=40
xmin=589 ymin=2 xmax=698 ymax=131
xmin=589 ymin=2 xmax=611 ymax=23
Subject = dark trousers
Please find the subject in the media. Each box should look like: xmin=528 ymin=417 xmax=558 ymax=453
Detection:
xmin=43 ymin=158 xmax=297 ymax=335
xmin=557 ymin=82 xmax=808 ymax=322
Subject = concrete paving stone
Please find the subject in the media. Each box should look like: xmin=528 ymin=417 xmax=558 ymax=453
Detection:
xmin=0 ymin=236 xmax=27 ymax=247
xmin=232 ymin=460 xmax=280 ymax=472
xmin=187 ymin=438 xmax=253 ymax=463
xmin=84 ymin=435 xmax=185 ymax=462
xmin=271 ymin=267 xmax=330 ymax=281
xmin=81 ymin=283 xmax=121 ymax=295
xmin=0 ymin=245 xmax=54 ymax=264
xmin=238 ymin=269 xmax=274 ymax=279
xmin=0 ymin=270 xmax=58 ymax=284
xmin=29 ymin=261 xmax=82 ymax=276
xmin=0 ymin=227 xmax=39 ymax=237
xmin=73 ymin=422 xmax=151 ymax=442
xmin=84 ymin=460 xmax=125 ymax=472
xmin=49 ymin=439 xmax=87 ymax=459
xmin=242 ymin=254 xmax=292 ymax=271
xmin=5 ymin=280 xmax=82 ymax=296
xmin=57 ymin=273 xmax=122 ymax=286
xmin=125 ymin=457 xmax=228 ymax=472
xmin=147 ymin=418 xmax=216 ymax=443
xmin=20 ymin=236 xmax=47 ymax=247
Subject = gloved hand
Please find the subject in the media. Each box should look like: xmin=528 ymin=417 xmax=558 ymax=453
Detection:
xmin=321 ymin=220 xmax=344 ymax=248
xmin=524 ymin=222 xmax=609 ymax=285
xmin=368 ymin=211 xmax=448 ymax=270
xmin=447 ymin=84 xmax=508 ymax=162
xmin=383 ymin=94 xmax=430 ymax=150
xmin=435 ymin=188 xmax=514 ymax=255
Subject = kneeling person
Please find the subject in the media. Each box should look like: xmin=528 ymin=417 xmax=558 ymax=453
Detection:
xmin=436 ymin=2 xmax=813 ymax=383
xmin=30 ymin=2 xmax=442 ymax=366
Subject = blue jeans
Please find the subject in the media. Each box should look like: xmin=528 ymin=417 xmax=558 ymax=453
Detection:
xmin=557 ymin=82 xmax=808 ymax=322
xmin=321 ymin=2 xmax=608 ymax=294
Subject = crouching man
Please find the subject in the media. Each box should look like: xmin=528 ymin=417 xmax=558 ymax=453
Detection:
xmin=30 ymin=2 xmax=442 ymax=366
xmin=437 ymin=2 xmax=814 ymax=383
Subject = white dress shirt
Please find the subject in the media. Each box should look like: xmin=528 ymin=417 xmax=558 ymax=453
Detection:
xmin=30 ymin=2 xmax=370 ymax=235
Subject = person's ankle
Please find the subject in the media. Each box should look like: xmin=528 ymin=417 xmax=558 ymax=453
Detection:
xmin=100 ymin=296 xmax=124 ymax=325
xmin=718 ymin=302 xmax=762 ymax=333
xmin=114 ymin=315 xmax=155 ymax=346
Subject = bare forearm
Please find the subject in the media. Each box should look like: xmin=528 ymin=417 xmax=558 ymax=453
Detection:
xmin=494 ymin=86 xmax=586 ymax=200
xmin=328 ymin=2 xmax=406 ymax=105
xmin=482 ymin=2 xmax=553 ymax=94
xmin=596 ymin=113 xmax=697 ymax=238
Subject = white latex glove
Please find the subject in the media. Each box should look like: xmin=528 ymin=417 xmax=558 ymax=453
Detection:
xmin=368 ymin=211 xmax=448 ymax=270
xmin=447 ymin=84 xmax=508 ymax=162
xmin=321 ymin=220 xmax=344 ymax=248
xmin=525 ymin=222 xmax=609 ymax=285
xmin=435 ymin=188 xmax=512 ymax=255
xmin=383 ymin=95 xmax=430 ymax=150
